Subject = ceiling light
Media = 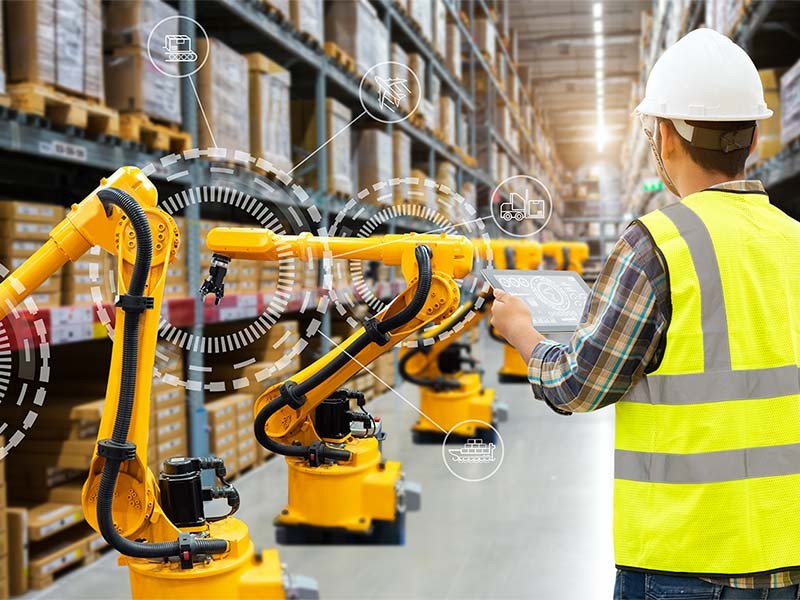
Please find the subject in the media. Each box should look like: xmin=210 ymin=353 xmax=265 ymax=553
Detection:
xmin=596 ymin=122 xmax=608 ymax=151
xmin=596 ymin=57 xmax=604 ymax=70
xmin=593 ymin=20 xmax=603 ymax=34
xmin=595 ymin=47 xmax=604 ymax=59
xmin=594 ymin=34 xmax=604 ymax=48
xmin=593 ymin=3 xmax=603 ymax=18
xmin=595 ymin=67 xmax=603 ymax=80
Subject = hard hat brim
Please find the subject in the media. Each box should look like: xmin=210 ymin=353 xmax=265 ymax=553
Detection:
xmin=633 ymin=99 xmax=773 ymax=121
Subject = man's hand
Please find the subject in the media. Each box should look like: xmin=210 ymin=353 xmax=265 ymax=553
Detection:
xmin=490 ymin=289 xmax=544 ymax=363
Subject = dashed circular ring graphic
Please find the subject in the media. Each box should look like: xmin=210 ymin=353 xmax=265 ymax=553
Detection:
xmin=81 ymin=148 xmax=321 ymax=394
xmin=441 ymin=420 xmax=505 ymax=483
xmin=0 ymin=261 xmax=51 ymax=458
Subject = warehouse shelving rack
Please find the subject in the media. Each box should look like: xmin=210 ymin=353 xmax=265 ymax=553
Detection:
xmin=0 ymin=0 xmax=566 ymax=456
xmin=622 ymin=0 xmax=800 ymax=220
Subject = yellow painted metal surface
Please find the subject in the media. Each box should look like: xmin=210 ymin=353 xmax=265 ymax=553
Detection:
xmin=414 ymin=373 xmax=495 ymax=435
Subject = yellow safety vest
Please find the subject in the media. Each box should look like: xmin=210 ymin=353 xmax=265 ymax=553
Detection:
xmin=614 ymin=188 xmax=800 ymax=577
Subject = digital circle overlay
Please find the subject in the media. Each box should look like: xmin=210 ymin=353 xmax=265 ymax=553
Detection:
xmin=490 ymin=175 xmax=553 ymax=238
xmin=441 ymin=420 xmax=505 ymax=483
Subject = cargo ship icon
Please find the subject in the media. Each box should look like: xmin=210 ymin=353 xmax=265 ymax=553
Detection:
xmin=448 ymin=438 xmax=496 ymax=463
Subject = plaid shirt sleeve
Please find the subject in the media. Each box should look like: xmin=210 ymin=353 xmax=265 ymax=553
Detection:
xmin=527 ymin=223 xmax=670 ymax=414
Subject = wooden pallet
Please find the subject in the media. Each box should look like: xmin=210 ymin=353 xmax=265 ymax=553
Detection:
xmin=29 ymin=532 xmax=108 ymax=590
xmin=258 ymin=0 xmax=287 ymax=21
xmin=8 ymin=83 xmax=119 ymax=137
xmin=297 ymin=29 xmax=322 ymax=51
xmin=119 ymin=112 xmax=192 ymax=153
xmin=323 ymin=42 xmax=357 ymax=75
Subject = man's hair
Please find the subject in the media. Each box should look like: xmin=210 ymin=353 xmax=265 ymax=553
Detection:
xmin=658 ymin=118 xmax=756 ymax=179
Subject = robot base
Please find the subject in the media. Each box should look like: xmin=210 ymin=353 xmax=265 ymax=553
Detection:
xmin=276 ymin=511 xmax=406 ymax=545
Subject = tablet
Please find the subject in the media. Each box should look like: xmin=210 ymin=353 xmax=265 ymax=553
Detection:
xmin=482 ymin=269 xmax=591 ymax=333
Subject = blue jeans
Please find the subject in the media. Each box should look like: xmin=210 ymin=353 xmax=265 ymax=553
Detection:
xmin=614 ymin=570 xmax=800 ymax=600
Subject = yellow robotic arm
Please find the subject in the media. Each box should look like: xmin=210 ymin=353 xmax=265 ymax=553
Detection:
xmin=399 ymin=294 xmax=490 ymax=391
xmin=204 ymin=227 xmax=473 ymax=540
xmin=0 ymin=168 xmax=304 ymax=599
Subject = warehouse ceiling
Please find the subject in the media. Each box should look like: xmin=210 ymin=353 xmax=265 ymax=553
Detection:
xmin=510 ymin=0 xmax=650 ymax=171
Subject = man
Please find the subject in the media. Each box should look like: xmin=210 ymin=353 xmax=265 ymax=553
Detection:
xmin=491 ymin=28 xmax=800 ymax=599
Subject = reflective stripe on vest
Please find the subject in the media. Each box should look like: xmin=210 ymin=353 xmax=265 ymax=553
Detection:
xmin=613 ymin=190 xmax=800 ymax=577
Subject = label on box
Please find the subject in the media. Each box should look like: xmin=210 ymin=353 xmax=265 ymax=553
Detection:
xmin=38 ymin=510 xmax=81 ymax=538
xmin=50 ymin=323 xmax=95 ymax=345
xmin=42 ymin=548 xmax=82 ymax=575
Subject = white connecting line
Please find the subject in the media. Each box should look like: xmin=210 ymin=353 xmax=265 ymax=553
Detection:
xmin=189 ymin=76 xmax=218 ymax=148
xmin=319 ymin=331 xmax=448 ymax=434
xmin=289 ymin=110 xmax=367 ymax=175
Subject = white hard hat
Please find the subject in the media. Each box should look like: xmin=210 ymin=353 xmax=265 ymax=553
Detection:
xmin=635 ymin=28 xmax=772 ymax=121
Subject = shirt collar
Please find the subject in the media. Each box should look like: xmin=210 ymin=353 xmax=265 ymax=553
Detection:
xmin=707 ymin=180 xmax=766 ymax=193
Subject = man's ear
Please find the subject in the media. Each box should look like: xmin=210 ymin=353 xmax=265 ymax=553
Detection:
xmin=658 ymin=120 xmax=678 ymax=159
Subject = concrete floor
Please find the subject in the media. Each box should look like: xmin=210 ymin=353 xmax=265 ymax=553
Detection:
xmin=25 ymin=335 xmax=616 ymax=600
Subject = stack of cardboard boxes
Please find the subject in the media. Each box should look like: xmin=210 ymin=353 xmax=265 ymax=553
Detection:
xmin=355 ymin=128 xmax=393 ymax=202
xmin=289 ymin=0 xmax=323 ymax=44
xmin=325 ymin=0 xmax=389 ymax=77
xmin=0 ymin=201 xmax=64 ymax=309
xmin=6 ymin=0 xmax=104 ymax=101
xmin=292 ymin=98 xmax=353 ymax=196
xmin=207 ymin=394 xmax=241 ymax=475
xmin=104 ymin=0 xmax=182 ymax=126
xmin=753 ymin=69 xmax=783 ymax=165
xmin=247 ymin=53 xmax=293 ymax=173
xmin=196 ymin=38 xmax=249 ymax=151
xmin=151 ymin=342 xmax=188 ymax=474
xmin=781 ymin=59 xmax=800 ymax=150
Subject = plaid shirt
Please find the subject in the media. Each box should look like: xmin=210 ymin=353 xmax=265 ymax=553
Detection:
xmin=528 ymin=180 xmax=800 ymax=589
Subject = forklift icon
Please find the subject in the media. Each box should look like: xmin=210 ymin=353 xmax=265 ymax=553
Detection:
xmin=499 ymin=190 xmax=546 ymax=222
xmin=164 ymin=34 xmax=198 ymax=63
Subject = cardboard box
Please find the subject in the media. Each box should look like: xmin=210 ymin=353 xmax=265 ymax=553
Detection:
xmin=446 ymin=22 xmax=462 ymax=81
xmin=105 ymin=46 xmax=182 ymax=124
xmin=84 ymin=0 xmax=103 ymax=101
xmin=195 ymin=38 xmax=249 ymax=151
xmin=104 ymin=0 xmax=178 ymax=49
xmin=325 ymin=0 xmax=389 ymax=77
xmin=289 ymin=0 xmax=323 ymax=43
xmin=55 ymin=0 xmax=86 ymax=96
xmin=356 ymin=128 xmax=393 ymax=201
xmin=29 ymin=524 xmax=97 ymax=583
xmin=26 ymin=502 xmax=82 ymax=542
xmin=246 ymin=53 xmax=292 ymax=173
xmin=440 ymin=96 xmax=455 ymax=145
xmin=408 ymin=0 xmax=432 ymax=42
xmin=0 ymin=201 xmax=63 ymax=223
xmin=474 ymin=17 xmax=495 ymax=65
xmin=7 ymin=508 xmax=27 ymax=596
xmin=781 ymin=59 xmax=800 ymax=147
xmin=5 ymin=0 xmax=56 ymax=86
xmin=432 ymin=0 xmax=447 ymax=56
xmin=755 ymin=72 xmax=782 ymax=163
xmin=0 ymin=220 xmax=54 ymax=241
xmin=292 ymin=98 xmax=353 ymax=196
xmin=393 ymin=131 xmax=411 ymax=203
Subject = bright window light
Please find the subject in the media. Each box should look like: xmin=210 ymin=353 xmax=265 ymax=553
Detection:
xmin=593 ymin=19 xmax=603 ymax=34
xmin=594 ymin=34 xmax=604 ymax=47
xmin=593 ymin=3 xmax=603 ymax=18
xmin=595 ymin=57 xmax=604 ymax=70
xmin=595 ymin=47 xmax=605 ymax=59
xmin=595 ymin=67 xmax=603 ymax=80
